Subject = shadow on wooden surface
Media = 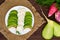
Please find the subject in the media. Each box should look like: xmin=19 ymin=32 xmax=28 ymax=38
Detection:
xmin=0 ymin=32 xmax=7 ymax=40
xmin=0 ymin=0 xmax=7 ymax=40
xmin=0 ymin=0 xmax=5 ymax=5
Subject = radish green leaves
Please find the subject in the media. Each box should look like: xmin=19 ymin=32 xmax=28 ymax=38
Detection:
xmin=35 ymin=0 xmax=55 ymax=7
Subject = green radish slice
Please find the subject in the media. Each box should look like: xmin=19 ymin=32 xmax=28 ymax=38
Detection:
xmin=7 ymin=10 xmax=18 ymax=28
xmin=9 ymin=10 xmax=18 ymax=15
xmin=54 ymin=22 xmax=60 ymax=37
xmin=24 ymin=11 xmax=32 ymax=29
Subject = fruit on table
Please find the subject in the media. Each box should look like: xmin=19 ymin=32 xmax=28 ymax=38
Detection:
xmin=40 ymin=8 xmax=54 ymax=39
xmin=54 ymin=21 xmax=60 ymax=37
xmin=42 ymin=18 xmax=60 ymax=39
xmin=40 ymin=8 xmax=60 ymax=39
xmin=42 ymin=19 xmax=54 ymax=39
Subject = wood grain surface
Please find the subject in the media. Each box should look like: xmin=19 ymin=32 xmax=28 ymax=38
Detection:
xmin=0 ymin=0 xmax=45 ymax=40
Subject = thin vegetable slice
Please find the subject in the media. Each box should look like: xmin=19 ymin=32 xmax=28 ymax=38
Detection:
xmin=24 ymin=11 xmax=32 ymax=29
xmin=7 ymin=10 xmax=18 ymax=28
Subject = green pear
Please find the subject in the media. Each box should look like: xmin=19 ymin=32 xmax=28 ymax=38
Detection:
xmin=54 ymin=22 xmax=60 ymax=37
xmin=42 ymin=19 xmax=54 ymax=39
xmin=40 ymin=8 xmax=54 ymax=39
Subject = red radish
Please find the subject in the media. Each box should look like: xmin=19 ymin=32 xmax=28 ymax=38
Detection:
xmin=48 ymin=3 xmax=58 ymax=17
xmin=55 ymin=11 xmax=60 ymax=22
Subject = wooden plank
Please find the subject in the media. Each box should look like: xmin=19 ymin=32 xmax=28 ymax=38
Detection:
xmin=0 ymin=0 xmax=45 ymax=40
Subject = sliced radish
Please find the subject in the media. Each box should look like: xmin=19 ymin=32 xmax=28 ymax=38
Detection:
xmin=55 ymin=10 xmax=60 ymax=22
xmin=48 ymin=3 xmax=58 ymax=17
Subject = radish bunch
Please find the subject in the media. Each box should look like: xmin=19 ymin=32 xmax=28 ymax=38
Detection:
xmin=48 ymin=3 xmax=60 ymax=22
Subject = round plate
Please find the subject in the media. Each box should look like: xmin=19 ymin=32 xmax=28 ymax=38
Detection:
xmin=5 ymin=6 xmax=34 ymax=35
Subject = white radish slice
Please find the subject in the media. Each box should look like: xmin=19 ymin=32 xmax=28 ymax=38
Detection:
xmin=8 ymin=27 xmax=16 ymax=34
xmin=19 ymin=28 xmax=31 ymax=35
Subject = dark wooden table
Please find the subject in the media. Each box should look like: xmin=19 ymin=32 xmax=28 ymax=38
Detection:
xmin=0 ymin=0 xmax=7 ymax=40
xmin=0 ymin=0 xmax=60 ymax=40
xmin=28 ymin=0 xmax=60 ymax=40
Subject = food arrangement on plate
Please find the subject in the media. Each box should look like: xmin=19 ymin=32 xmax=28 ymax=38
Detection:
xmin=35 ymin=0 xmax=60 ymax=40
xmin=5 ymin=6 xmax=34 ymax=35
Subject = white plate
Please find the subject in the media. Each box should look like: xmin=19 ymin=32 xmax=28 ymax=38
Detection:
xmin=5 ymin=6 xmax=34 ymax=35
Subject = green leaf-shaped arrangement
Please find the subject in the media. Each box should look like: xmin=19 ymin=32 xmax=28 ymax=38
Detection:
xmin=7 ymin=10 xmax=18 ymax=28
xmin=7 ymin=9 xmax=33 ymax=35
xmin=24 ymin=11 xmax=32 ymax=29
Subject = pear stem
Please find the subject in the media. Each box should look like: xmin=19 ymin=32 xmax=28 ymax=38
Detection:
xmin=40 ymin=7 xmax=49 ymax=22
